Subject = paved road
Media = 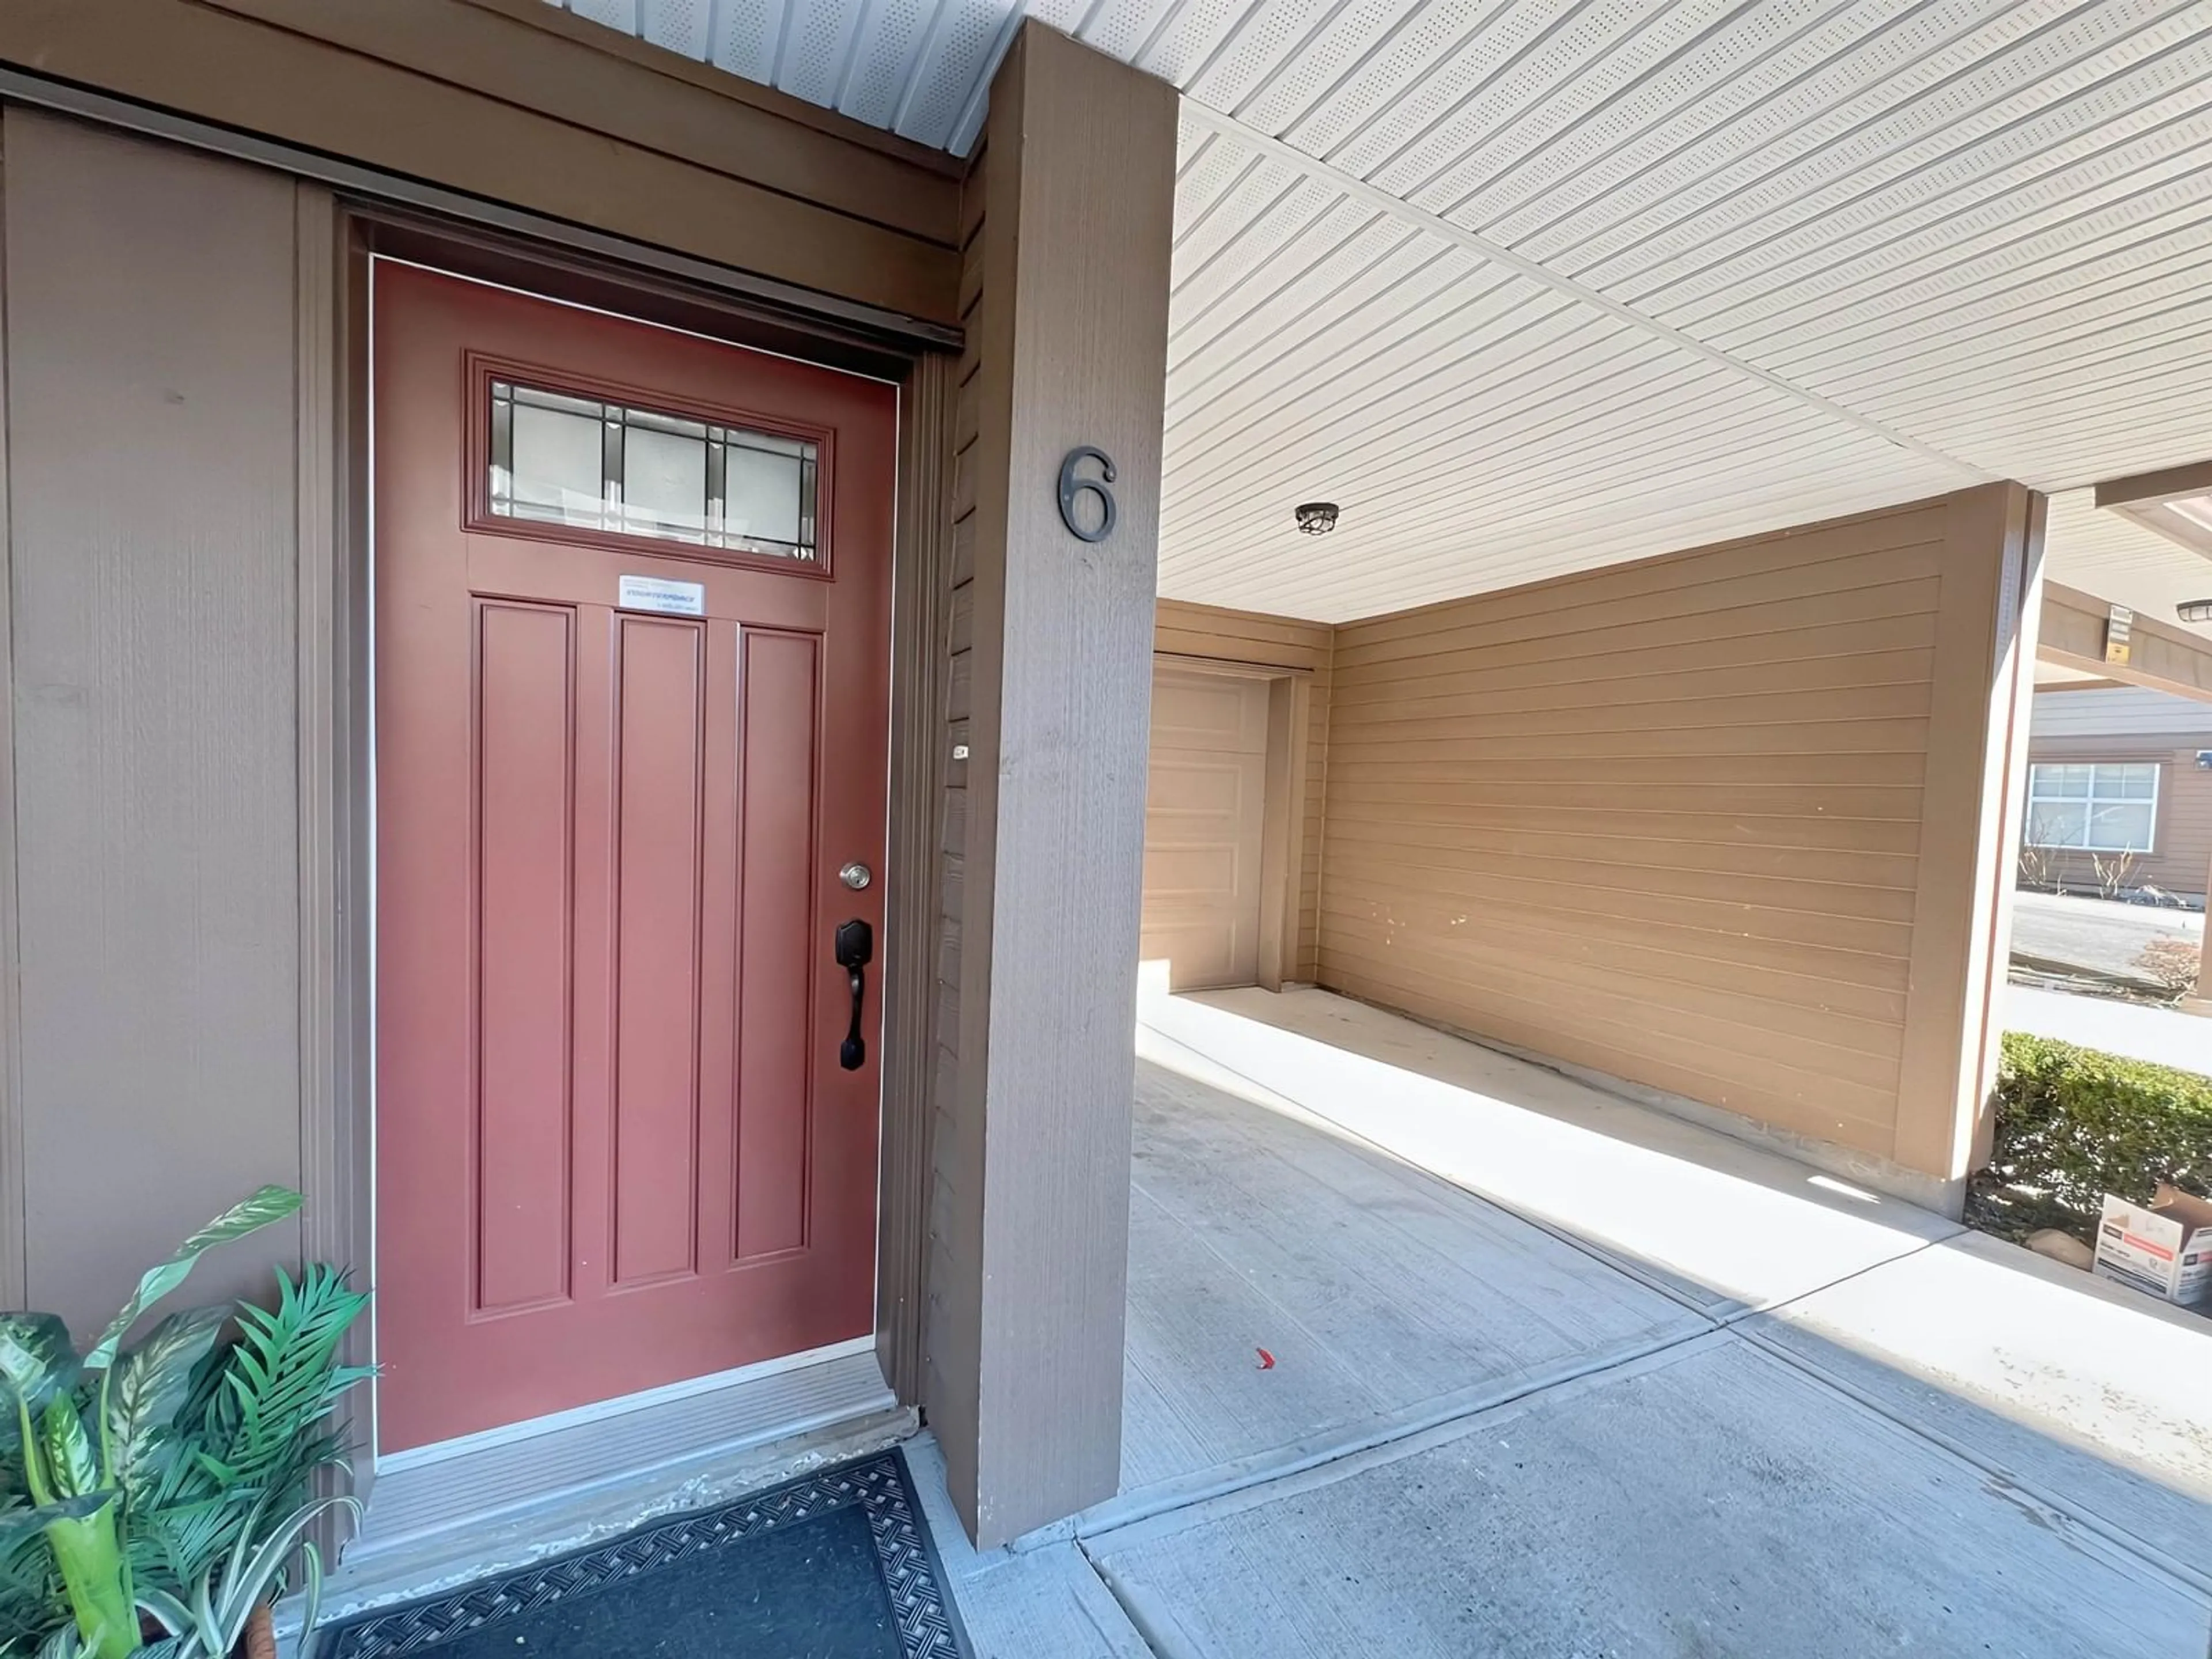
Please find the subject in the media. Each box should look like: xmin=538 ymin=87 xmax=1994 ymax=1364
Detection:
xmin=2011 ymin=889 xmax=2200 ymax=981
xmin=2006 ymin=983 xmax=2211 ymax=1077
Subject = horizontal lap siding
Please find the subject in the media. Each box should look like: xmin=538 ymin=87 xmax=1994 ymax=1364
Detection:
xmin=1320 ymin=501 xmax=1955 ymax=1158
xmin=1155 ymin=600 xmax=1332 ymax=980
xmin=0 ymin=0 xmax=963 ymax=325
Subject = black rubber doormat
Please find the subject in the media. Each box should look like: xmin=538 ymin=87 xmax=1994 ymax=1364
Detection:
xmin=320 ymin=1449 xmax=971 ymax=1659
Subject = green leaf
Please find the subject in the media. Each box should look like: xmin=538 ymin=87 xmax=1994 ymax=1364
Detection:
xmin=0 ymin=1494 xmax=115 ymax=1565
xmin=131 ymin=1266 xmax=367 ymax=1599
xmin=0 ymin=1496 xmax=62 ymax=1650
xmin=202 ymin=1268 xmax=368 ymax=1496
xmin=294 ymin=1536 xmax=328 ymax=1659
xmin=200 ymin=1495 xmax=354 ymax=1654
xmin=131 ymin=1587 xmax=190 ymax=1640
xmin=103 ymin=1313 xmax=224 ymax=1503
xmin=129 ymin=1494 xmax=243 ymax=1604
xmin=86 ymin=1189 xmax=302 ymax=1372
xmin=1 ymin=1492 xmax=123 ymax=1658
xmin=41 ymin=1502 xmax=132 ymax=1659
xmin=32 ymin=1412 xmax=92 ymax=1509
xmin=0 ymin=1323 xmax=78 ymax=1423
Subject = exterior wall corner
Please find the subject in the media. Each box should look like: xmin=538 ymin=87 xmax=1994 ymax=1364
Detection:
xmin=922 ymin=21 xmax=1176 ymax=1547
xmin=1893 ymin=482 xmax=2044 ymax=1183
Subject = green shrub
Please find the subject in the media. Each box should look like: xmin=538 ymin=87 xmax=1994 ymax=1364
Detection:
xmin=1975 ymin=1033 xmax=2212 ymax=1241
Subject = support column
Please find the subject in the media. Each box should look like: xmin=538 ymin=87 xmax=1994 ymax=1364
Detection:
xmin=1896 ymin=484 xmax=2046 ymax=1193
xmin=925 ymin=23 xmax=1175 ymax=1547
xmin=2185 ymin=848 xmax=2212 ymax=1018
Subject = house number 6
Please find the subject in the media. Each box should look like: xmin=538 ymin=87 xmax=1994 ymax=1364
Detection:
xmin=1056 ymin=446 xmax=1118 ymax=543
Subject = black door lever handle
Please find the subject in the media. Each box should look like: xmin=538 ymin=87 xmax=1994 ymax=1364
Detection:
xmin=835 ymin=918 xmax=873 ymax=1071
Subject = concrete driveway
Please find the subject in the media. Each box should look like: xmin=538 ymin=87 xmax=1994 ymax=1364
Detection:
xmin=918 ymin=989 xmax=2212 ymax=1658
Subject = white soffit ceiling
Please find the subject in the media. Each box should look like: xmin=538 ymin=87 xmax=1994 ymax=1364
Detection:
xmin=2044 ymin=487 xmax=2212 ymax=633
xmin=2031 ymin=659 xmax=2111 ymax=685
xmin=550 ymin=0 xmax=2212 ymax=631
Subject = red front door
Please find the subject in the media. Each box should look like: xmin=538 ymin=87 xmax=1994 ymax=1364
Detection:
xmin=373 ymin=263 xmax=892 ymax=1452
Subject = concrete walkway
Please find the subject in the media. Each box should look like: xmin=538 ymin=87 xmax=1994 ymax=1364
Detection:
xmin=923 ymin=989 xmax=2212 ymax=1658
xmin=2007 ymin=982 xmax=2211 ymax=1077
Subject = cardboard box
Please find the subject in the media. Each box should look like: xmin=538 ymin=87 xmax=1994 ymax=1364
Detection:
xmin=2093 ymin=1185 xmax=2212 ymax=1306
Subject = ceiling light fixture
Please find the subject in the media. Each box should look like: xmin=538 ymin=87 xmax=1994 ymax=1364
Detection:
xmin=1294 ymin=502 xmax=1340 ymax=535
xmin=2179 ymin=600 xmax=2212 ymax=624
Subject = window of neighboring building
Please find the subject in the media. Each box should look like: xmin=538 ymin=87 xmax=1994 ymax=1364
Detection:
xmin=2024 ymin=762 xmax=2160 ymax=853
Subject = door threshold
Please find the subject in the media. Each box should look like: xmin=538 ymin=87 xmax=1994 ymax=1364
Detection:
xmin=376 ymin=1335 xmax=881 ymax=1475
xmin=325 ymin=1344 xmax=904 ymax=1619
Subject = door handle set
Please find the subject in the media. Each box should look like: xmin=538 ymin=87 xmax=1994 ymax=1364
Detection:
xmin=835 ymin=918 xmax=872 ymax=1072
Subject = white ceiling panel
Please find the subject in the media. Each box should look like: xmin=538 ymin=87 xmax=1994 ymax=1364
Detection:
xmin=641 ymin=0 xmax=713 ymax=56
xmin=707 ymin=0 xmax=781 ymax=81
xmin=569 ymin=0 xmax=641 ymax=31
xmin=540 ymin=0 xmax=2212 ymax=631
xmin=2044 ymin=488 xmax=2212 ymax=628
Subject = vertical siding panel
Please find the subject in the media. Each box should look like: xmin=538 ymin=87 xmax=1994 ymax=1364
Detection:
xmin=925 ymin=25 xmax=1176 ymax=1547
xmin=1153 ymin=599 xmax=1335 ymax=980
xmin=5 ymin=111 xmax=303 ymax=1331
xmin=293 ymin=177 xmax=354 ymax=1289
xmin=926 ymin=143 xmax=986 ymax=1519
xmin=1308 ymin=626 xmax=1334 ymax=979
xmin=877 ymin=346 xmax=952 ymax=1404
xmin=0 ymin=121 xmax=21 ymax=1308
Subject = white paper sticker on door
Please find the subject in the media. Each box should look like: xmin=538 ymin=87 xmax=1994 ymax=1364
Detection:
xmin=617 ymin=574 xmax=706 ymax=616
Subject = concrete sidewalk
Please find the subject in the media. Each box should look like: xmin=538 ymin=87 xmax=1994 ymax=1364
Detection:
xmin=2008 ymin=982 xmax=2211 ymax=1077
xmin=921 ymin=989 xmax=2212 ymax=1657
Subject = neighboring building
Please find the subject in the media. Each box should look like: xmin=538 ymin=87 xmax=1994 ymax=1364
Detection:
xmin=2024 ymin=686 xmax=2212 ymax=905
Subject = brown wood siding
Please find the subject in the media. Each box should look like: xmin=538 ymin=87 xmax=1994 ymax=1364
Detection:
xmin=2040 ymin=581 xmax=2212 ymax=704
xmin=3 ymin=113 xmax=308 ymax=1331
xmin=0 ymin=0 xmax=963 ymax=327
xmin=2022 ymin=733 xmax=2212 ymax=899
xmin=925 ymin=139 xmax=987 ymax=1521
xmin=876 ymin=344 xmax=955 ymax=1404
xmin=1319 ymin=494 xmax=2012 ymax=1168
xmin=1154 ymin=600 xmax=1333 ymax=980
xmin=0 ymin=121 xmax=19 ymax=1306
xmin=919 ymin=24 xmax=1175 ymax=1546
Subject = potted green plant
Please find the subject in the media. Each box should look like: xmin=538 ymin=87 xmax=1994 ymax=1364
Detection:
xmin=0 ymin=1188 xmax=372 ymax=1659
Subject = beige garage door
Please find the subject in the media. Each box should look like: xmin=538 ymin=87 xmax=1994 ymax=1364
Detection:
xmin=1142 ymin=665 xmax=1270 ymax=991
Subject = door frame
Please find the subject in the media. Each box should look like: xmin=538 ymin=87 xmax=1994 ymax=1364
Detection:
xmin=1150 ymin=653 xmax=1313 ymax=993
xmin=303 ymin=204 xmax=952 ymax=1510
